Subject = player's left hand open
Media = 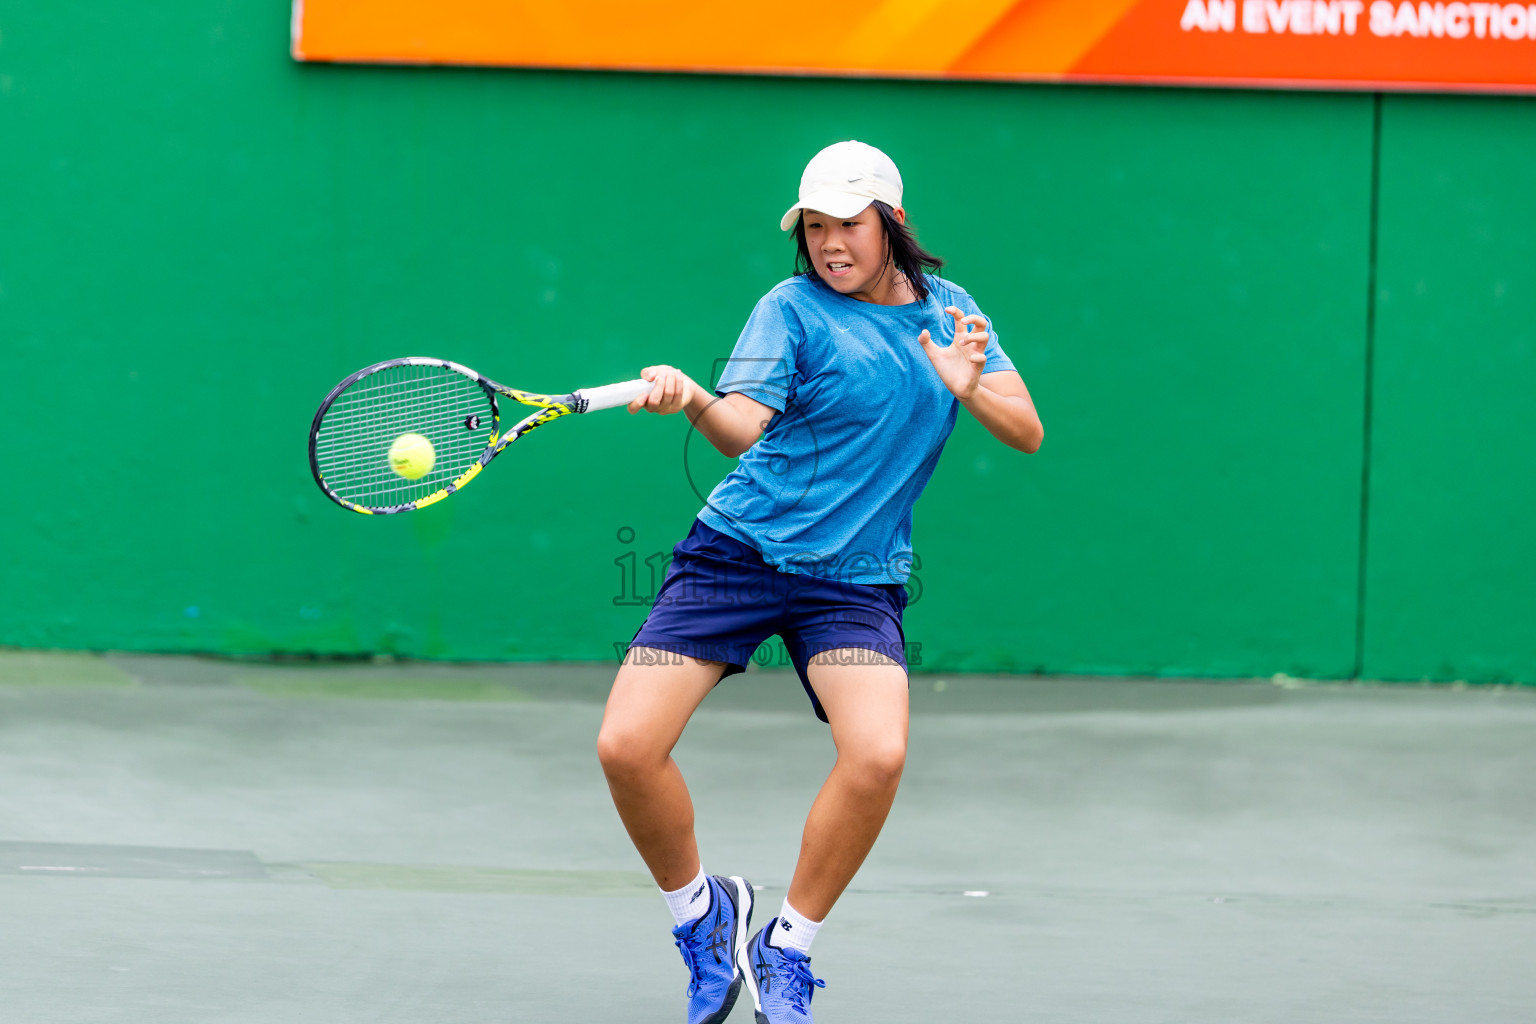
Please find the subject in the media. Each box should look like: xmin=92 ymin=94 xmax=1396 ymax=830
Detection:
xmin=918 ymin=307 xmax=990 ymax=400
xmin=630 ymin=365 xmax=695 ymax=415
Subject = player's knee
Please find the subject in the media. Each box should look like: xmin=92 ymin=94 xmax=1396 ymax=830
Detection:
xmin=596 ymin=726 xmax=659 ymax=780
xmin=847 ymin=737 xmax=906 ymax=789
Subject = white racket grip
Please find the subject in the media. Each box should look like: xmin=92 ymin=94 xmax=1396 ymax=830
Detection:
xmin=576 ymin=378 xmax=654 ymax=412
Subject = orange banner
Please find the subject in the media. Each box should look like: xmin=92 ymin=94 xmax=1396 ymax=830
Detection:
xmin=292 ymin=0 xmax=1536 ymax=92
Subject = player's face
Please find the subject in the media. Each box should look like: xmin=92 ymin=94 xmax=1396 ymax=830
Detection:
xmin=801 ymin=206 xmax=896 ymax=300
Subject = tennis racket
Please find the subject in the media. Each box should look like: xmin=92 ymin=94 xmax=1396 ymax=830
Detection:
xmin=308 ymin=357 xmax=653 ymax=515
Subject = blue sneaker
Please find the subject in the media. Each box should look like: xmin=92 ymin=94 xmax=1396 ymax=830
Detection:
xmin=737 ymin=920 xmax=826 ymax=1024
xmin=673 ymin=875 xmax=755 ymax=1024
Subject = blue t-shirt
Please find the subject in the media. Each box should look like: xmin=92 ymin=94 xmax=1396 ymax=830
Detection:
xmin=698 ymin=273 xmax=1015 ymax=584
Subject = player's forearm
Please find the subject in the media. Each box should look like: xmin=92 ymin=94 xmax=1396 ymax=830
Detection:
xmin=685 ymin=388 xmax=767 ymax=458
xmin=960 ymin=382 xmax=1044 ymax=453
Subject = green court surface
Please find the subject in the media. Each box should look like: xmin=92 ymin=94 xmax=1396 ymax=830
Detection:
xmin=2 ymin=651 xmax=1532 ymax=1023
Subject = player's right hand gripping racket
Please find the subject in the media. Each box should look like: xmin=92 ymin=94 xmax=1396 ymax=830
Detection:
xmin=308 ymin=357 xmax=653 ymax=515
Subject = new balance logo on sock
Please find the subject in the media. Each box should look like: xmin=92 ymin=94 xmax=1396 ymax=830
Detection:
xmin=662 ymin=870 xmax=712 ymax=928
xmin=772 ymin=902 xmax=822 ymax=955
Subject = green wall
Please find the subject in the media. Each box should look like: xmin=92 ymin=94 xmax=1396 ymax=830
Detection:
xmin=1364 ymin=97 xmax=1536 ymax=683
xmin=1 ymin=2 xmax=1530 ymax=683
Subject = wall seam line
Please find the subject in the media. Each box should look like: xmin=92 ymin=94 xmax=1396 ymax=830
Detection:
xmin=1353 ymin=93 xmax=1383 ymax=682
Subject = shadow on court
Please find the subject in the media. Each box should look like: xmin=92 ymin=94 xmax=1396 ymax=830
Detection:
xmin=1 ymin=651 xmax=1532 ymax=1023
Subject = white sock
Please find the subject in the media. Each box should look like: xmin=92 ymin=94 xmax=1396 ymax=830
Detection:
xmin=766 ymin=899 xmax=822 ymax=955
xmin=662 ymin=868 xmax=711 ymax=927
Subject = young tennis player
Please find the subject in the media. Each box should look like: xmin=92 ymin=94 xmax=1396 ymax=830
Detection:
xmin=597 ymin=140 xmax=1042 ymax=1024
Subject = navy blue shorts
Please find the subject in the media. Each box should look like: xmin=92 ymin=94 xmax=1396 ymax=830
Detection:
xmin=627 ymin=519 xmax=910 ymax=722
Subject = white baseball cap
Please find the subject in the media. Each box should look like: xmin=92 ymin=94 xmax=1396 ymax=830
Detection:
xmin=779 ymin=140 xmax=904 ymax=232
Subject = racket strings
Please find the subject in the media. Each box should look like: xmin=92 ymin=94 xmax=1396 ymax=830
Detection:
xmin=313 ymin=388 xmax=488 ymax=449
xmin=316 ymin=379 xmax=490 ymax=458
xmin=314 ymin=364 xmax=496 ymax=509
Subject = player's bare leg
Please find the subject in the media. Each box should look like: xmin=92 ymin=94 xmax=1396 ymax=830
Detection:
xmin=786 ymin=652 xmax=909 ymax=920
xmin=597 ymin=649 xmax=725 ymax=890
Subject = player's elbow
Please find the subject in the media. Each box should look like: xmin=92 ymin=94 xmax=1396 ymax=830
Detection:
xmin=1015 ymin=416 xmax=1043 ymax=454
xmin=716 ymin=433 xmax=760 ymax=459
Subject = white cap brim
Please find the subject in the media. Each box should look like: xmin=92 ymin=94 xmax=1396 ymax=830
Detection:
xmin=779 ymin=191 xmax=876 ymax=232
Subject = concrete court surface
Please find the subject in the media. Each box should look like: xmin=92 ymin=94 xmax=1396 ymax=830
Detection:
xmin=0 ymin=651 xmax=1532 ymax=1024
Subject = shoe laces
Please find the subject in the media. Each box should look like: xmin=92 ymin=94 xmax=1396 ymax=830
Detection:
xmin=778 ymin=955 xmax=825 ymax=1015
xmin=675 ymin=935 xmax=703 ymax=998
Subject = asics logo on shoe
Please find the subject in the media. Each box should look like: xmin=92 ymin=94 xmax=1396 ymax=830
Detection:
xmin=705 ymin=919 xmax=731 ymax=964
xmin=754 ymin=951 xmax=774 ymax=994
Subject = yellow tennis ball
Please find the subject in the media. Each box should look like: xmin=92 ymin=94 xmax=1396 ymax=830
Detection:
xmin=388 ymin=433 xmax=435 ymax=480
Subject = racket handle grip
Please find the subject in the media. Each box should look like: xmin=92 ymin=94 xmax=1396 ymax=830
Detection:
xmin=577 ymin=378 xmax=654 ymax=412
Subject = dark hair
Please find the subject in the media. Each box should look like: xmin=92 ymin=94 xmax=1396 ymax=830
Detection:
xmin=793 ymin=200 xmax=945 ymax=301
